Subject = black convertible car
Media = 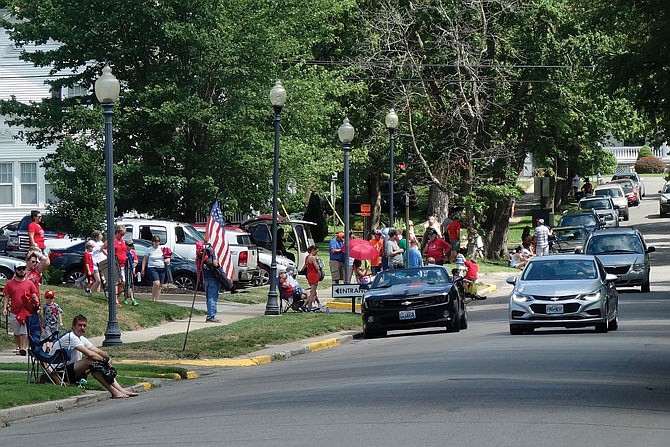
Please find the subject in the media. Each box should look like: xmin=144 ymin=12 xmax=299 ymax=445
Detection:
xmin=361 ymin=266 xmax=468 ymax=338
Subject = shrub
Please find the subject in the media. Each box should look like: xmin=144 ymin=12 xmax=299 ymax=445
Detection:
xmin=637 ymin=145 xmax=654 ymax=159
xmin=635 ymin=156 xmax=665 ymax=174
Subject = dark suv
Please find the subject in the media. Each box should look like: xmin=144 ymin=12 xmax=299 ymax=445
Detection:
xmin=557 ymin=209 xmax=603 ymax=233
xmin=4 ymin=214 xmax=68 ymax=259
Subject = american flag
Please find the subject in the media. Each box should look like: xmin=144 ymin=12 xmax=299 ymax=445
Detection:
xmin=205 ymin=200 xmax=234 ymax=282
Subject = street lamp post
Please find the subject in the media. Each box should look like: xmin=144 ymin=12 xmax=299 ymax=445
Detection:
xmin=95 ymin=65 xmax=122 ymax=346
xmin=265 ymin=80 xmax=286 ymax=316
xmin=338 ymin=117 xmax=355 ymax=289
xmin=385 ymin=108 xmax=399 ymax=227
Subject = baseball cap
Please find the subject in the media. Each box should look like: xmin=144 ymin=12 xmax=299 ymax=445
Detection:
xmin=537 ymin=218 xmax=544 ymax=224
xmin=45 ymin=290 xmax=55 ymax=299
xmin=375 ymin=229 xmax=382 ymax=235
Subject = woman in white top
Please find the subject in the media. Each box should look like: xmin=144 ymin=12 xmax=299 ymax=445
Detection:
xmin=141 ymin=236 xmax=166 ymax=301
xmin=90 ymin=230 xmax=107 ymax=293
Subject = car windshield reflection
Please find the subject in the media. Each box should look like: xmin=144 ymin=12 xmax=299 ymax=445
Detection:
xmin=371 ymin=267 xmax=450 ymax=288
xmin=586 ymin=234 xmax=643 ymax=254
xmin=521 ymin=259 xmax=598 ymax=281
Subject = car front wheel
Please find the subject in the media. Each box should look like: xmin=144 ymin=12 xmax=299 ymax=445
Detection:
xmin=641 ymin=275 xmax=650 ymax=293
xmin=510 ymin=325 xmax=523 ymax=335
xmin=173 ymin=273 xmax=196 ymax=290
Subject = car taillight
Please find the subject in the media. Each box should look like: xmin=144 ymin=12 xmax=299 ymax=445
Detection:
xmin=238 ymin=251 xmax=248 ymax=267
xmin=56 ymin=233 xmax=65 ymax=239
xmin=49 ymin=252 xmax=63 ymax=261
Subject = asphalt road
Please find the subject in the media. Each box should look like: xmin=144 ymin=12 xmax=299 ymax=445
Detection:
xmin=2 ymin=177 xmax=669 ymax=446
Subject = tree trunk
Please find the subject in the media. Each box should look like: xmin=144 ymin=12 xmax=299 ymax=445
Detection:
xmin=366 ymin=171 xmax=382 ymax=236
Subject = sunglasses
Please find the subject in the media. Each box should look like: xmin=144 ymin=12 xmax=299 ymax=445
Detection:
xmin=15 ymin=266 xmax=27 ymax=271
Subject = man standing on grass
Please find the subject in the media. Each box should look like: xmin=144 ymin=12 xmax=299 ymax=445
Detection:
xmin=329 ymin=232 xmax=345 ymax=285
xmin=2 ymin=264 xmax=39 ymax=356
xmin=51 ymin=314 xmax=139 ymax=399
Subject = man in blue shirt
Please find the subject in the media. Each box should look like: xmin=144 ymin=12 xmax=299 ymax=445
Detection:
xmin=328 ymin=232 xmax=345 ymax=285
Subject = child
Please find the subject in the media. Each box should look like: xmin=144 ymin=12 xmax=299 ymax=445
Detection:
xmin=124 ymin=240 xmax=139 ymax=306
xmin=83 ymin=240 xmax=95 ymax=295
xmin=42 ymin=290 xmax=64 ymax=351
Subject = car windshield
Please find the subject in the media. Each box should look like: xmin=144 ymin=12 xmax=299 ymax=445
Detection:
xmin=371 ymin=267 xmax=450 ymax=288
xmin=595 ymin=188 xmax=623 ymax=198
xmin=521 ymin=259 xmax=598 ymax=281
xmin=553 ymin=228 xmax=587 ymax=241
xmin=579 ymin=199 xmax=611 ymax=210
xmin=559 ymin=214 xmax=597 ymax=227
xmin=585 ymin=234 xmax=644 ymax=254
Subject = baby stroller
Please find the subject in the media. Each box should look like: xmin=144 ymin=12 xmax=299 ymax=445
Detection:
xmin=279 ymin=268 xmax=307 ymax=312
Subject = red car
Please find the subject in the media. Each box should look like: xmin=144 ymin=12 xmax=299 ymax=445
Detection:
xmin=610 ymin=178 xmax=640 ymax=207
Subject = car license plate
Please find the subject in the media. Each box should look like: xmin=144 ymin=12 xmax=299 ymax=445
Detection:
xmin=399 ymin=310 xmax=416 ymax=320
xmin=546 ymin=304 xmax=564 ymax=314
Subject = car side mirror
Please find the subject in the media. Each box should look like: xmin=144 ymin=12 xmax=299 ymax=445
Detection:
xmin=613 ymin=205 xmax=620 ymax=209
xmin=574 ymin=248 xmax=583 ymax=254
xmin=605 ymin=273 xmax=618 ymax=282
xmin=646 ymin=246 xmax=656 ymax=254
xmin=506 ymin=275 xmax=517 ymax=285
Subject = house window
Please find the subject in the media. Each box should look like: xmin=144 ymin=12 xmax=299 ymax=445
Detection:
xmin=0 ymin=162 xmax=13 ymax=205
xmin=20 ymin=162 xmax=38 ymax=205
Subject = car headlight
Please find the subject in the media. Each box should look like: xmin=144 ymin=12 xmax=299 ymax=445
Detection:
xmin=577 ymin=289 xmax=601 ymax=302
xmin=511 ymin=291 xmax=533 ymax=302
xmin=631 ymin=263 xmax=645 ymax=273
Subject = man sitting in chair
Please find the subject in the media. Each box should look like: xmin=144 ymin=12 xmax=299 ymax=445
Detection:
xmin=51 ymin=314 xmax=138 ymax=399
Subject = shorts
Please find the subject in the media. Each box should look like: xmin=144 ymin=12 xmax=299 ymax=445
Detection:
xmin=329 ymin=260 xmax=344 ymax=281
xmin=450 ymin=240 xmax=460 ymax=252
xmin=147 ymin=267 xmax=165 ymax=283
xmin=9 ymin=313 xmax=27 ymax=336
xmin=116 ymin=265 xmax=126 ymax=283
xmin=66 ymin=363 xmax=88 ymax=383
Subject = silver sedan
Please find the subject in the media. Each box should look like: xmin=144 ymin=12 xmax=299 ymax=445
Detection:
xmin=507 ymin=254 xmax=619 ymax=334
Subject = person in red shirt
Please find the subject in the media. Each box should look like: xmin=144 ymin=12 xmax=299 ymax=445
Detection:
xmin=422 ymin=228 xmax=451 ymax=265
xmin=102 ymin=225 xmax=129 ymax=306
xmin=28 ymin=210 xmax=46 ymax=252
xmin=25 ymin=249 xmax=49 ymax=298
xmin=83 ymin=240 xmax=95 ymax=295
xmin=446 ymin=215 xmax=462 ymax=262
xmin=2 ymin=264 xmax=39 ymax=355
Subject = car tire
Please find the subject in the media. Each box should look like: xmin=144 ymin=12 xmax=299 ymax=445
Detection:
xmin=363 ymin=323 xmax=386 ymax=338
xmin=173 ymin=273 xmax=196 ymax=290
xmin=446 ymin=311 xmax=461 ymax=333
xmin=623 ymin=211 xmax=629 ymax=221
xmin=608 ymin=313 xmax=619 ymax=331
xmin=509 ymin=325 xmax=523 ymax=335
xmin=256 ymin=268 xmax=270 ymax=287
xmin=0 ymin=266 xmax=13 ymax=281
xmin=595 ymin=321 xmax=608 ymax=333
xmin=641 ymin=276 xmax=650 ymax=293
xmin=66 ymin=269 xmax=85 ymax=284
xmin=459 ymin=302 xmax=468 ymax=330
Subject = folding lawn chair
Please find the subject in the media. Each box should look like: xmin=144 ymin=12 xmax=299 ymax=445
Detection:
xmin=26 ymin=314 xmax=71 ymax=386
xmin=278 ymin=277 xmax=306 ymax=313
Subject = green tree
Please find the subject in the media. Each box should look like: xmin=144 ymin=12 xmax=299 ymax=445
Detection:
xmin=0 ymin=0 xmax=358 ymax=233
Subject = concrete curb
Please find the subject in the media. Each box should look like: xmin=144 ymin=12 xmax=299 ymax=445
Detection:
xmin=0 ymin=383 xmax=151 ymax=427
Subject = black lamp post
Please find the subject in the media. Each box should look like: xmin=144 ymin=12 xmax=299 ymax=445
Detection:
xmin=265 ymin=80 xmax=286 ymax=316
xmin=385 ymin=108 xmax=399 ymax=227
xmin=338 ymin=117 xmax=355 ymax=285
xmin=95 ymin=65 xmax=122 ymax=346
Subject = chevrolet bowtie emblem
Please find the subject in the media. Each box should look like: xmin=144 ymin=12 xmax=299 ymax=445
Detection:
xmin=551 ymin=297 xmax=559 ymax=301
xmin=401 ymin=301 xmax=412 ymax=306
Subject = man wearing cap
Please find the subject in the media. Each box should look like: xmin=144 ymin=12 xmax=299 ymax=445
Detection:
xmin=369 ymin=230 xmax=384 ymax=275
xmin=385 ymin=229 xmax=405 ymax=269
xmin=329 ymin=232 xmax=346 ymax=285
xmin=422 ymin=228 xmax=451 ymax=265
xmin=533 ymin=218 xmax=551 ymax=256
xmin=1 ymin=263 xmax=39 ymax=356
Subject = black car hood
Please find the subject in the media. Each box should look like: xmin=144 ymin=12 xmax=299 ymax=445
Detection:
xmin=365 ymin=283 xmax=453 ymax=299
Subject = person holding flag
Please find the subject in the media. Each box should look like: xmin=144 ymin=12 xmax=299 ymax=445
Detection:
xmin=202 ymin=200 xmax=234 ymax=323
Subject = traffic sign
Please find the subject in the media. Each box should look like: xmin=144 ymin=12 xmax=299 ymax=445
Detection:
xmin=360 ymin=203 xmax=371 ymax=213
xmin=331 ymin=284 xmax=364 ymax=298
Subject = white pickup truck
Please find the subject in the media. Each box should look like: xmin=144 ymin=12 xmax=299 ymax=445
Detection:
xmin=117 ymin=218 xmax=259 ymax=286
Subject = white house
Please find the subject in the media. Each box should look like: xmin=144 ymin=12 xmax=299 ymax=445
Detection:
xmin=0 ymin=13 xmax=59 ymax=225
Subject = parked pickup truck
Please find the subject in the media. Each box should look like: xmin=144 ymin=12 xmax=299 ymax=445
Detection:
xmin=4 ymin=214 xmax=72 ymax=259
xmin=118 ymin=218 xmax=259 ymax=287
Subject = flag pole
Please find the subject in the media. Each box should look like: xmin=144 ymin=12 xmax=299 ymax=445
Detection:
xmin=182 ymin=260 xmax=204 ymax=351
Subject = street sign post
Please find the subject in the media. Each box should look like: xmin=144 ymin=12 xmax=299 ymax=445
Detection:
xmin=332 ymin=284 xmax=364 ymax=313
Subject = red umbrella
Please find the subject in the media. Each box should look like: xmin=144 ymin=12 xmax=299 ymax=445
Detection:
xmin=348 ymin=239 xmax=379 ymax=261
